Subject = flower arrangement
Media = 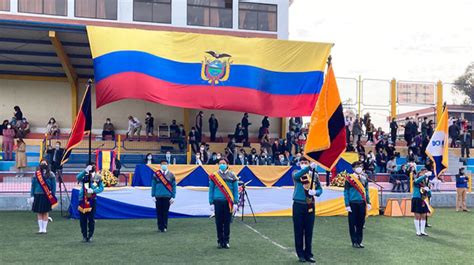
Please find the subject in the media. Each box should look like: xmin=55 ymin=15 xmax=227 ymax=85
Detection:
xmin=101 ymin=168 xmax=118 ymax=187
xmin=330 ymin=171 xmax=349 ymax=187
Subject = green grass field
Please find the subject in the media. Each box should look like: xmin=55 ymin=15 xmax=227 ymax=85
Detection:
xmin=0 ymin=209 xmax=472 ymax=264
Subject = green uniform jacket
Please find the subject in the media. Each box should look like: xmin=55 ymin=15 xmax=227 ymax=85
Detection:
xmin=151 ymin=170 xmax=177 ymax=198
xmin=208 ymin=170 xmax=239 ymax=205
xmin=412 ymin=175 xmax=431 ymax=199
xmin=344 ymin=173 xmax=371 ymax=206
xmin=76 ymin=170 xmax=104 ymax=199
xmin=30 ymin=171 xmax=56 ymax=196
xmin=292 ymin=167 xmax=323 ymax=203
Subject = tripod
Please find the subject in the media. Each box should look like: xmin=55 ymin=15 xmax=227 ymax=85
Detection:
xmin=56 ymin=169 xmax=71 ymax=218
xmin=235 ymin=180 xmax=257 ymax=223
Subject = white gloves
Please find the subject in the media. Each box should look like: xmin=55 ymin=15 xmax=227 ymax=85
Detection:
xmin=85 ymin=165 xmax=93 ymax=173
xmin=152 ymin=197 xmax=156 ymax=202
xmin=233 ymin=206 xmax=239 ymax=214
xmin=310 ymin=162 xmax=317 ymax=169
xmin=345 ymin=206 xmax=352 ymax=212
xmin=86 ymin=188 xmax=94 ymax=194
xmin=169 ymin=198 xmax=175 ymax=205
xmin=423 ymin=187 xmax=430 ymax=192
xmin=367 ymin=204 xmax=372 ymax=210
xmin=27 ymin=197 xmax=34 ymax=204
xmin=308 ymin=190 xmax=317 ymax=196
xmin=209 ymin=205 xmax=214 ymax=212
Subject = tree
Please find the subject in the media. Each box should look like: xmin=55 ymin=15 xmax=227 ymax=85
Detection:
xmin=453 ymin=62 xmax=474 ymax=105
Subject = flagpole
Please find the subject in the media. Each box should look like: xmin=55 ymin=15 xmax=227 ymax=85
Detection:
xmin=87 ymin=79 xmax=92 ymax=165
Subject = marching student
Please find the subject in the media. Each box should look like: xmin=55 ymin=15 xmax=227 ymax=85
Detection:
xmin=344 ymin=161 xmax=371 ymax=248
xmin=411 ymin=168 xmax=431 ymax=236
xmin=29 ymin=159 xmax=57 ymax=234
xmin=151 ymin=160 xmax=177 ymax=232
xmin=76 ymin=163 xmax=104 ymax=242
xmin=292 ymin=157 xmax=322 ymax=263
xmin=208 ymin=158 xmax=239 ymax=249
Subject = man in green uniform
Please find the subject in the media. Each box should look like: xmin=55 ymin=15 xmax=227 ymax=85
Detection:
xmin=151 ymin=160 xmax=177 ymax=232
xmin=209 ymin=158 xmax=239 ymax=249
xmin=292 ymin=157 xmax=322 ymax=263
xmin=344 ymin=161 xmax=371 ymax=248
xmin=76 ymin=163 xmax=104 ymax=243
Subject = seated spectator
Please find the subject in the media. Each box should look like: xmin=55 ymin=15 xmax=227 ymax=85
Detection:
xmin=296 ymin=132 xmax=306 ymax=152
xmin=407 ymin=148 xmax=418 ymax=164
xmin=102 ymin=118 xmax=115 ymax=140
xmin=355 ymin=140 xmax=365 ymax=155
xmin=224 ymin=148 xmax=234 ymax=165
xmin=46 ymin=117 xmax=60 ymax=138
xmin=365 ymin=151 xmax=376 ymax=177
xmin=208 ymin=152 xmax=218 ymax=165
xmin=177 ymin=124 xmax=186 ymax=152
xmin=259 ymin=149 xmax=272 ymax=165
xmin=165 ymin=151 xmax=173 ymax=164
xmin=126 ymin=116 xmax=142 ymax=141
xmin=375 ymin=148 xmax=387 ymax=173
xmin=235 ymin=151 xmax=248 ymax=165
xmin=0 ymin=120 xmax=9 ymax=135
xmin=260 ymin=134 xmax=271 ymax=153
xmin=198 ymin=143 xmax=209 ymax=164
xmin=429 ymin=171 xmax=442 ymax=192
xmin=392 ymin=164 xmax=409 ymax=192
xmin=407 ymin=160 xmax=417 ymax=177
xmin=188 ymin=127 xmax=198 ymax=153
xmin=385 ymin=141 xmax=396 ymax=158
xmin=16 ymin=117 xmax=30 ymax=138
xmin=284 ymin=150 xmax=293 ymax=163
xmin=275 ymin=154 xmax=289 ymax=166
xmin=226 ymin=137 xmax=236 ymax=156
xmin=248 ymin=148 xmax=259 ymax=165
xmin=194 ymin=153 xmax=204 ymax=165
xmin=292 ymin=152 xmax=303 ymax=166
xmin=14 ymin=106 xmax=23 ymax=121
xmin=387 ymin=156 xmax=397 ymax=174
xmin=145 ymin=153 xmax=156 ymax=165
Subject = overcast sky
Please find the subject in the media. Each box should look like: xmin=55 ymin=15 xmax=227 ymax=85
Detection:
xmin=289 ymin=0 xmax=473 ymax=86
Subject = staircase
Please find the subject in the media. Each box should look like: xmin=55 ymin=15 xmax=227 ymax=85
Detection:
xmin=446 ymin=150 xmax=464 ymax=176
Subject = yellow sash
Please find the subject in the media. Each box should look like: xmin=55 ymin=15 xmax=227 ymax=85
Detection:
xmin=213 ymin=171 xmax=234 ymax=206
xmin=349 ymin=174 xmax=366 ymax=199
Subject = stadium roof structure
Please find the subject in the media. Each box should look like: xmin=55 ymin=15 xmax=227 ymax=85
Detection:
xmin=0 ymin=19 xmax=92 ymax=81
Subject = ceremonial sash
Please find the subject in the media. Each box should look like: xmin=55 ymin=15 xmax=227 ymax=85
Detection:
xmin=35 ymin=170 xmax=58 ymax=208
xmin=209 ymin=172 xmax=234 ymax=213
xmin=78 ymin=181 xmax=96 ymax=214
xmin=345 ymin=174 xmax=366 ymax=203
xmin=153 ymin=170 xmax=173 ymax=194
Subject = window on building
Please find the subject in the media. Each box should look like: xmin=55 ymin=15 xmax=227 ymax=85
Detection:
xmin=75 ymin=0 xmax=117 ymax=20
xmin=18 ymin=0 xmax=67 ymax=16
xmin=187 ymin=0 xmax=233 ymax=29
xmin=239 ymin=2 xmax=277 ymax=32
xmin=0 ymin=0 xmax=10 ymax=11
xmin=134 ymin=0 xmax=171 ymax=24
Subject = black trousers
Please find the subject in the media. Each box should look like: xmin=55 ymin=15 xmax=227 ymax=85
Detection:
xmin=292 ymin=202 xmax=315 ymax=259
xmin=210 ymin=129 xmax=217 ymax=142
xmin=348 ymin=201 xmax=366 ymax=244
xmin=102 ymin=130 xmax=115 ymax=140
xmin=79 ymin=199 xmax=96 ymax=239
xmin=461 ymin=143 xmax=470 ymax=158
xmin=214 ymin=200 xmax=232 ymax=245
xmin=155 ymin=197 xmax=171 ymax=231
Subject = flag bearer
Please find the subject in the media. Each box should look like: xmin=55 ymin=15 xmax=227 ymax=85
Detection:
xmin=77 ymin=163 xmax=104 ymax=242
xmin=208 ymin=158 xmax=239 ymax=249
xmin=412 ymin=168 xmax=432 ymax=236
xmin=151 ymin=160 xmax=176 ymax=232
xmin=292 ymin=157 xmax=322 ymax=263
xmin=344 ymin=161 xmax=371 ymax=248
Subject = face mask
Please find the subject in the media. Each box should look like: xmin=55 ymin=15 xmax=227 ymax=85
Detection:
xmin=460 ymin=171 xmax=464 ymax=175
xmin=300 ymin=164 xmax=308 ymax=170
xmin=360 ymin=158 xmax=364 ymax=161
xmin=216 ymin=155 xmax=221 ymax=160
xmin=212 ymin=155 xmax=217 ymax=159
xmin=219 ymin=164 xmax=227 ymax=171
xmin=424 ymin=172 xmax=432 ymax=177
xmin=200 ymin=147 xmax=205 ymax=151
xmin=55 ymin=145 xmax=60 ymax=149
xmin=280 ymin=157 xmax=285 ymax=162
xmin=40 ymin=164 xmax=48 ymax=170
xmin=106 ymin=121 xmax=110 ymax=124
xmin=196 ymin=155 xmax=200 ymax=159
xmin=7 ymin=125 xmax=11 ymax=129
xmin=166 ymin=153 xmax=171 ymax=158
xmin=354 ymin=167 xmax=363 ymax=174
xmin=161 ymin=165 xmax=168 ymax=171
xmin=147 ymin=155 xmax=152 ymax=160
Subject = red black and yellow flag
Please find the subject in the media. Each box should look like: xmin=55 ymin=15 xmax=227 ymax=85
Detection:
xmin=304 ymin=65 xmax=346 ymax=170
xmin=61 ymin=82 xmax=92 ymax=165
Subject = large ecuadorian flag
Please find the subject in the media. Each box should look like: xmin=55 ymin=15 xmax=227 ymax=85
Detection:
xmin=425 ymin=106 xmax=449 ymax=176
xmin=304 ymin=65 xmax=346 ymax=170
xmin=87 ymin=26 xmax=333 ymax=117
